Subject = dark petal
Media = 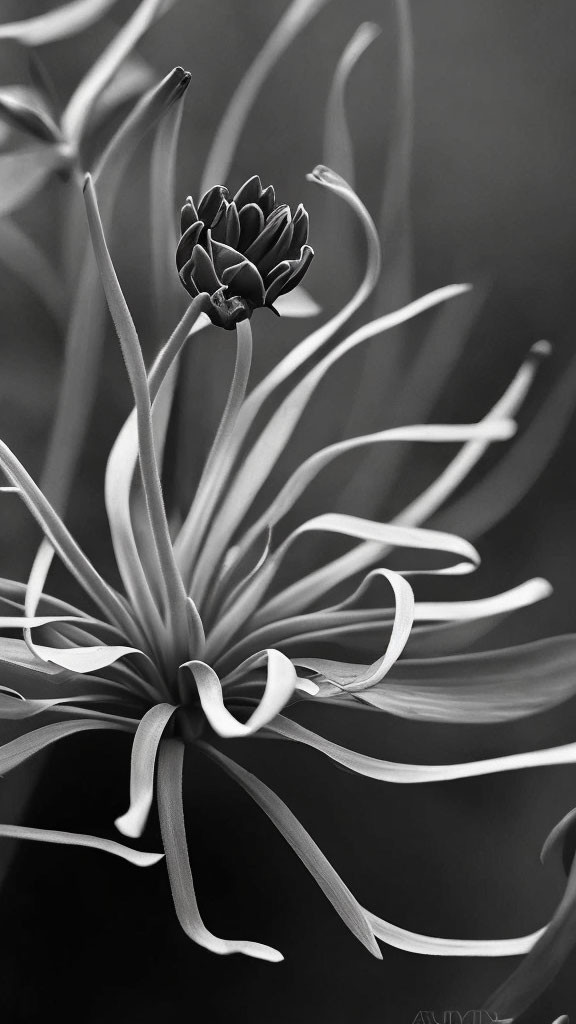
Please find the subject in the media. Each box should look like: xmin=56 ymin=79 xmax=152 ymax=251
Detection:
xmin=264 ymin=256 xmax=290 ymax=287
xmin=258 ymin=184 xmax=275 ymax=217
xmin=244 ymin=207 xmax=291 ymax=266
xmin=257 ymin=219 xmax=294 ymax=277
xmin=211 ymin=238 xmax=248 ymax=278
xmin=263 ymin=262 xmax=293 ymax=305
xmin=178 ymin=256 xmax=200 ymax=297
xmin=221 ymin=259 xmax=266 ymax=307
xmin=176 ymin=221 xmax=203 ymax=270
xmin=225 ymin=203 xmax=241 ymax=249
xmin=237 ymin=202 xmax=265 ymax=251
xmin=210 ymin=201 xmax=230 ymax=243
xmin=233 ymin=174 xmax=262 ymax=209
xmin=287 ymin=205 xmax=309 ymax=259
xmin=266 ymin=203 xmax=289 ymax=223
xmin=278 ymin=244 xmax=314 ymax=295
xmin=180 ymin=197 xmax=198 ymax=233
xmin=190 ymin=243 xmax=222 ymax=294
xmin=198 ymin=185 xmax=228 ymax=225
xmin=203 ymin=228 xmax=215 ymax=262
xmin=264 ymin=245 xmax=314 ymax=304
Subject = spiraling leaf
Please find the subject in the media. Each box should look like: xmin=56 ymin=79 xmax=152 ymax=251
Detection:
xmin=183 ymin=650 xmax=296 ymax=739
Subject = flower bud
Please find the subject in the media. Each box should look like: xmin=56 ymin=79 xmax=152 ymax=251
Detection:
xmin=176 ymin=175 xmax=314 ymax=330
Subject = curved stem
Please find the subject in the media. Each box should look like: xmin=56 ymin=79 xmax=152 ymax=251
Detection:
xmin=176 ymin=319 xmax=253 ymax=596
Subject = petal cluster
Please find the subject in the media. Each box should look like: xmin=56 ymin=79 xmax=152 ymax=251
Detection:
xmin=176 ymin=175 xmax=314 ymax=329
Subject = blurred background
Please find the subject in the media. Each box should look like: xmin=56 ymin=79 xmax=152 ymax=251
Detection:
xmin=0 ymin=1 xmax=575 ymax=1021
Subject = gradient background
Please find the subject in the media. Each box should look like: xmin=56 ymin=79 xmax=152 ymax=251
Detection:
xmin=0 ymin=1 xmax=575 ymax=1021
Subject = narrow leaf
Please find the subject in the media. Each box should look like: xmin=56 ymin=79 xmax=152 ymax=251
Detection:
xmin=183 ymin=650 xmax=296 ymax=739
xmin=323 ymin=23 xmax=381 ymax=188
xmin=305 ymin=633 xmax=576 ymax=723
xmin=200 ymin=0 xmax=333 ymax=192
xmin=115 ymin=703 xmax=177 ymax=838
xmin=157 ymin=739 xmax=283 ymax=961
xmin=0 ymin=719 xmax=130 ymax=775
xmin=365 ymin=907 xmax=543 ymax=958
xmin=0 ymin=0 xmax=120 ymax=45
xmin=0 ymin=823 xmax=161 ymax=866
xmin=62 ymin=0 xmax=180 ymax=142
xmin=0 ymin=146 xmax=63 ymax=218
xmin=200 ymin=741 xmax=381 ymax=958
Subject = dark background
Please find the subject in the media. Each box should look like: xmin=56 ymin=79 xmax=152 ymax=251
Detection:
xmin=0 ymin=1 xmax=575 ymax=1021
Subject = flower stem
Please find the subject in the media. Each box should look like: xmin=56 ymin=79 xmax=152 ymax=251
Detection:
xmin=176 ymin=319 xmax=253 ymax=598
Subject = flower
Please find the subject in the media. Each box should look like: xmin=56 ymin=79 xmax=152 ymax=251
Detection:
xmin=176 ymin=175 xmax=314 ymax=329
xmin=2 ymin=0 xmax=576 ymax=1009
xmin=0 ymin=165 xmax=573 ymax=965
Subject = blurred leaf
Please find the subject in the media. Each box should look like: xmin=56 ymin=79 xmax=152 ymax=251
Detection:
xmin=352 ymin=634 xmax=576 ymax=722
xmin=0 ymin=145 xmax=64 ymax=218
xmin=62 ymin=0 xmax=181 ymax=143
xmin=338 ymin=285 xmax=487 ymax=518
xmin=200 ymin=0 xmax=333 ymax=193
xmin=375 ymin=0 xmax=414 ymax=311
xmin=323 ymin=22 xmax=381 ymax=189
xmin=342 ymin=0 xmax=414 ymax=441
xmin=0 ymin=0 xmax=121 ymax=45
xmin=91 ymin=53 xmax=157 ymax=132
xmin=0 ymin=217 xmax=65 ymax=325
xmin=0 ymin=86 xmax=61 ymax=143
xmin=432 ymin=349 xmax=576 ymax=538
xmin=149 ymin=74 xmax=187 ymax=333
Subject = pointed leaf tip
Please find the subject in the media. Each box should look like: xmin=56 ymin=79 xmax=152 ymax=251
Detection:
xmin=541 ymin=807 xmax=576 ymax=870
xmin=306 ymin=164 xmax=348 ymax=187
xmin=175 ymin=69 xmax=192 ymax=95
xmin=532 ymin=339 xmax=552 ymax=359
